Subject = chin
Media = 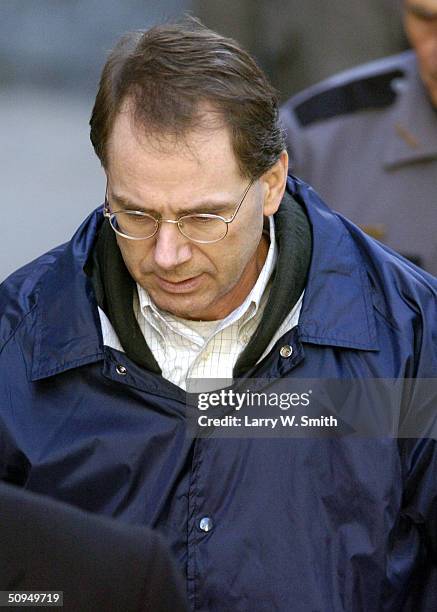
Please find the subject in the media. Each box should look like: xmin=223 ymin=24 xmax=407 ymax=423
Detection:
xmin=429 ymin=89 xmax=437 ymax=109
xmin=151 ymin=292 xmax=209 ymax=320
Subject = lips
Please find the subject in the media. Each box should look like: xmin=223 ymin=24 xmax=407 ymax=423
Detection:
xmin=154 ymin=273 xmax=204 ymax=293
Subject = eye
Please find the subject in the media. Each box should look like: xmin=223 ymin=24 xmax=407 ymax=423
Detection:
xmin=122 ymin=212 xmax=153 ymax=225
xmin=132 ymin=215 xmax=150 ymax=223
xmin=191 ymin=215 xmax=216 ymax=224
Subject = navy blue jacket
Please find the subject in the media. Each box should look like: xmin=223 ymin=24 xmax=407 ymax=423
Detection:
xmin=1 ymin=176 xmax=437 ymax=611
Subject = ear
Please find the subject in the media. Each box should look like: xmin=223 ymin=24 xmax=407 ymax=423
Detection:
xmin=260 ymin=150 xmax=289 ymax=217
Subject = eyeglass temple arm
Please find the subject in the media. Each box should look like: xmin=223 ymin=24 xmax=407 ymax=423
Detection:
xmin=225 ymin=179 xmax=254 ymax=223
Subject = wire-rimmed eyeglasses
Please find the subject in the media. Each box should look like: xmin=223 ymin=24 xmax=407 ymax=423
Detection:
xmin=103 ymin=180 xmax=254 ymax=244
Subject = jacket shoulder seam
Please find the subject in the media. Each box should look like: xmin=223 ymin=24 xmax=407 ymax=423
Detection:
xmin=0 ymin=301 xmax=38 ymax=358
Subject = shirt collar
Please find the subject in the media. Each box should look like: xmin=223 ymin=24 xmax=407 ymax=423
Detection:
xmin=383 ymin=51 xmax=437 ymax=169
xmin=136 ymin=215 xmax=277 ymax=340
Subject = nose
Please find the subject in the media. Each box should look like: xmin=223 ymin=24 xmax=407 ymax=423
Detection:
xmin=153 ymin=221 xmax=193 ymax=270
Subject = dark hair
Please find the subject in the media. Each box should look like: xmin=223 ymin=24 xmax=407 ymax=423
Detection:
xmin=89 ymin=17 xmax=285 ymax=179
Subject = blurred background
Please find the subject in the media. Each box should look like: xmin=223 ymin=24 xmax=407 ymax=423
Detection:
xmin=0 ymin=0 xmax=406 ymax=280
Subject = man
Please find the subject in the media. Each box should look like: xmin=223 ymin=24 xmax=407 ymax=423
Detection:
xmin=280 ymin=0 xmax=437 ymax=275
xmin=1 ymin=18 xmax=437 ymax=611
xmin=0 ymin=483 xmax=188 ymax=611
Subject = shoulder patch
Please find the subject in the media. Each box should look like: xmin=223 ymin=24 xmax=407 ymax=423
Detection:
xmin=294 ymin=69 xmax=404 ymax=127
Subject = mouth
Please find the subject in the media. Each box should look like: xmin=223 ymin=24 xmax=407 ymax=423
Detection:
xmin=154 ymin=273 xmax=204 ymax=294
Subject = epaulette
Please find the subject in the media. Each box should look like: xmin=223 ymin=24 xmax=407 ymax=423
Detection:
xmin=294 ymin=69 xmax=404 ymax=127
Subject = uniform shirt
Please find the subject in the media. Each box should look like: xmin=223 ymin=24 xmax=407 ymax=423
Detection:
xmin=99 ymin=216 xmax=304 ymax=389
xmin=280 ymin=50 xmax=437 ymax=276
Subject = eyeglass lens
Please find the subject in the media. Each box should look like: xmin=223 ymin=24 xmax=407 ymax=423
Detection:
xmin=111 ymin=212 xmax=228 ymax=242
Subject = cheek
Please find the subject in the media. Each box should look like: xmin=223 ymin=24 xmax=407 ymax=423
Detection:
xmin=215 ymin=226 xmax=263 ymax=276
xmin=417 ymin=42 xmax=436 ymax=67
xmin=406 ymin=21 xmax=437 ymax=68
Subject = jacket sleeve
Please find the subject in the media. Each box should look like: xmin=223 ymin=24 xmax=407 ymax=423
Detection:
xmin=395 ymin=437 xmax=437 ymax=611
xmin=397 ymin=291 xmax=437 ymax=609
xmin=0 ymin=340 xmax=26 ymax=485
xmin=0 ymin=302 xmax=34 ymax=486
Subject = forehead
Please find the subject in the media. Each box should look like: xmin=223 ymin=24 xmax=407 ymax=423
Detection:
xmin=106 ymin=106 xmax=242 ymax=196
xmin=405 ymin=0 xmax=437 ymax=12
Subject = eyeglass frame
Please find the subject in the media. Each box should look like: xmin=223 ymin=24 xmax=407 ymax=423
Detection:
xmin=103 ymin=179 xmax=255 ymax=244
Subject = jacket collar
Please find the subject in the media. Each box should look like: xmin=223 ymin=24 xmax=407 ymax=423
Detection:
xmin=287 ymin=176 xmax=378 ymax=351
xmin=31 ymin=179 xmax=378 ymax=381
xmin=383 ymin=51 xmax=437 ymax=169
xmin=31 ymin=209 xmax=105 ymax=381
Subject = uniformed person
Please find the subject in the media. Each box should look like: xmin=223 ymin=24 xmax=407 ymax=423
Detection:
xmin=280 ymin=0 xmax=437 ymax=275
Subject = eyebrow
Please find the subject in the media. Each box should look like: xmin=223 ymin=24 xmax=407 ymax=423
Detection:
xmin=405 ymin=3 xmax=437 ymax=19
xmin=109 ymin=193 xmax=235 ymax=216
